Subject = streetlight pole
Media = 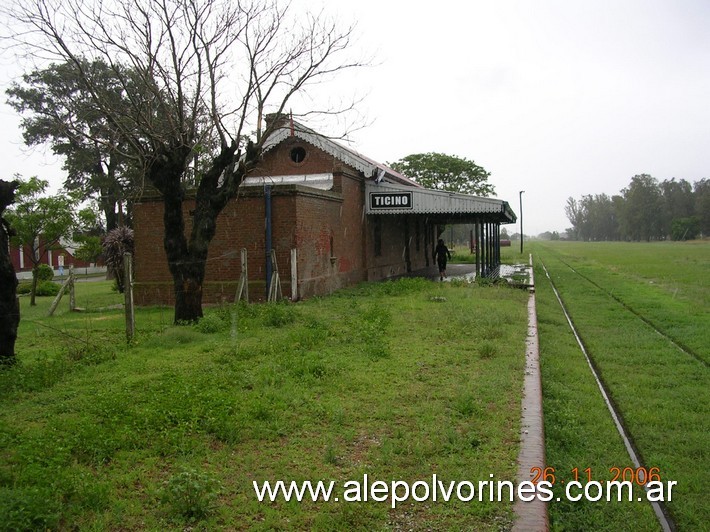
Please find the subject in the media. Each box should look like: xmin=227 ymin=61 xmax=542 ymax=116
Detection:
xmin=519 ymin=190 xmax=525 ymax=255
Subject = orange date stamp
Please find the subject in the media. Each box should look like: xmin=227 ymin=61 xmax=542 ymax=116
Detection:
xmin=530 ymin=466 xmax=662 ymax=486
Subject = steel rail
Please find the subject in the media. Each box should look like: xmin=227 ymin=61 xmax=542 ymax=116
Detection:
xmin=540 ymin=260 xmax=675 ymax=532
xmin=554 ymin=257 xmax=708 ymax=368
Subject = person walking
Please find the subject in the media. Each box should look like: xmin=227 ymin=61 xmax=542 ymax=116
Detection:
xmin=433 ymin=238 xmax=452 ymax=281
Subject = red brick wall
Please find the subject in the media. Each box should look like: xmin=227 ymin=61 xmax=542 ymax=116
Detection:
xmin=292 ymin=173 xmax=366 ymax=298
xmin=134 ymin=190 xmax=294 ymax=305
xmin=252 ymin=137 xmax=347 ymax=180
xmin=133 ymin=137 xmax=424 ymax=305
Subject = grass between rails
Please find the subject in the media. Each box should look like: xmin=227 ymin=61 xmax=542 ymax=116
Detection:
xmin=531 ymin=241 xmax=710 ymax=530
xmin=533 ymin=241 xmax=709 ymax=362
xmin=532 ymin=259 xmax=658 ymax=530
xmin=1 ymin=277 xmax=528 ymax=530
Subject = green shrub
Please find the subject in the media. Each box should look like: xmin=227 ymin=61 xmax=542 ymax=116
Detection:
xmin=35 ymin=281 xmax=60 ymax=297
xmin=161 ymin=469 xmax=221 ymax=522
xmin=671 ymin=216 xmax=700 ymax=241
xmin=195 ymin=312 xmax=228 ymax=334
xmin=36 ymin=264 xmax=55 ymax=281
xmin=476 ymin=276 xmax=495 ymax=287
xmin=16 ymin=282 xmax=32 ymax=295
xmin=263 ymin=302 xmax=296 ymax=327
xmin=16 ymin=280 xmax=60 ymax=297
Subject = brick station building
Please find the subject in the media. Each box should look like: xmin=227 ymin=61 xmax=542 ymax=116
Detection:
xmin=132 ymin=120 xmax=516 ymax=305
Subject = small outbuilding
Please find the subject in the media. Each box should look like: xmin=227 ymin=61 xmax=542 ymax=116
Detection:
xmin=132 ymin=119 xmax=516 ymax=304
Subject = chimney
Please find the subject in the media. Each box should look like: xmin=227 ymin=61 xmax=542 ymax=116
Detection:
xmin=264 ymin=112 xmax=290 ymax=129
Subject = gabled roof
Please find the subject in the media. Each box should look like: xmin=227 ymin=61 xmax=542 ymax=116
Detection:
xmin=260 ymin=118 xmax=516 ymax=224
xmin=262 ymin=120 xmax=421 ymax=188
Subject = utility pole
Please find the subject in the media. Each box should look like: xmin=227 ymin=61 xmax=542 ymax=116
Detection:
xmin=519 ymin=190 xmax=525 ymax=255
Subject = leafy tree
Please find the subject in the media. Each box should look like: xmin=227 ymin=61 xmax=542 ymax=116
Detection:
xmin=564 ymin=197 xmax=585 ymax=240
xmin=611 ymin=195 xmax=626 ymax=239
xmin=671 ymin=217 xmax=699 ymax=241
xmin=5 ymin=0 xmax=364 ymax=323
xmin=581 ymin=194 xmax=618 ymax=241
xmin=694 ymin=179 xmax=710 ymax=236
xmin=0 ymin=179 xmax=20 ymax=365
xmin=659 ymin=178 xmax=694 ymax=239
xmin=6 ymin=60 xmax=139 ymax=231
xmin=388 ymin=153 xmax=495 ymax=196
xmin=564 ymin=174 xmax=708 ymax=242
xmin=620 ymin=174 xmax=663 ymax=241
xmin=4 ymin=176 xmax=75 ymax=305
xmin=74 ymin=235 xmax=103 ymax=265
xmin=73 ymin=204 xmax=105 ymax=265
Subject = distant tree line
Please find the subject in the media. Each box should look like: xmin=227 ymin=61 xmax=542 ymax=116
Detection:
xmin=565 ymin=174 xmax=709 ymax=241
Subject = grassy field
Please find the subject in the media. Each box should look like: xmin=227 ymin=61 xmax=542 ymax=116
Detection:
xmin=1 ymin=277 xmax=529 ymax=530
xmin=4 ymin=242 xmax=705 ymax=529
xmin=531 ymin=240 xmax=709 ymax=531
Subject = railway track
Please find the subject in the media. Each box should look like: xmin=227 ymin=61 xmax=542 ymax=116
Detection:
xmin=539 ymin=259 xmax=676 ymax=532
xmin=552 ymin=256 xmax=708 ymax=369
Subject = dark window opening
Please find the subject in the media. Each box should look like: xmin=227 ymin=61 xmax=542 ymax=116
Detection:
xmin=374 ymin=216 xmax=382 ymax=257
xmin=290 ymin=146 xmax=307 ymax=163
xmin=330 ymin=235 xmax=334 ymax=257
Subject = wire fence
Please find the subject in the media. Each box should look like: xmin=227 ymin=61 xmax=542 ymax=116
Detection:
xmin=9 ymin=269 xmax=176 ymax=357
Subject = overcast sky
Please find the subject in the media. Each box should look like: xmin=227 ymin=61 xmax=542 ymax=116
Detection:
xmin=2 ymin=0 xmax=709 ymax=235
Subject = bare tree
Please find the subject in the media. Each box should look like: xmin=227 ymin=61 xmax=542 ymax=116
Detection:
xmin=2 ymin=0 xmax=365 ymax=322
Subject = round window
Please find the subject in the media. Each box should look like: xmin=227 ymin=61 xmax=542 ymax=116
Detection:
xmin=290 ymin=146 xmax=307 ymax=163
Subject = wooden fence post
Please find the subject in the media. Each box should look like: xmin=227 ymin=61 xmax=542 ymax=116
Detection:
xmin=68 ymin=265 xmax=76 ymax=311
xmin=290 ymin=248 xmax=298 ymax=301
xmin=234 ymin=248 xmax=249 ymax=303
xmin=267 ymin=249 xmax=282 ymax=302
xmin=47 ymin=273 xmax=74 ymax=316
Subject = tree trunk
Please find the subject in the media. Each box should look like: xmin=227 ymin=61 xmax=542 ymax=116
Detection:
xmin=163 ymin=195 xmax=209 ymax=323
xmin=0 ymin=180 xmax=19 ymax=365
xmin=151 ymin=146 xmax=205 ymax=324
xmin=149 ymin=139 xmax=249 ymax=324
xmin=173 ymin=266 xmax=205 ymax=323
xmin=150 ymin=142 xmax=245 ymax=324
xmin=102 ymin=193 xmax=118 ymax=232
xmin=30 ymin=265 xmax=39 ymax=306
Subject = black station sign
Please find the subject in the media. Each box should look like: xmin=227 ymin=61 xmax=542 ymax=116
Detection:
xmin=369 ymin=192 xmax=413 ymax=210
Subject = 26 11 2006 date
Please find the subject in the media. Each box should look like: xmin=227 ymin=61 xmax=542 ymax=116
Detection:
xmin=531 ymin=466 xmax=662 ymax=486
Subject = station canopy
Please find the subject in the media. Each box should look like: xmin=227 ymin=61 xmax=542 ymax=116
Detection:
xmin=365 ymin=181 xmax=517 ymax=224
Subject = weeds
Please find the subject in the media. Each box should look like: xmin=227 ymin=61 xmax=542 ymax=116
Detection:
xmin=3 ymin=276 xmax=529 ymax=530
xmin=194 ymin=312 xmax=228 ymax=334
xmin=478 ymin=340 xmax=497 ymax=359
xmin=161 ymin=468 xmax=221 ymax=522
xmin=357 ymin=304 xmax=392 ymax=359
xmin=263 ymin=301 xmax=297 ymax=327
